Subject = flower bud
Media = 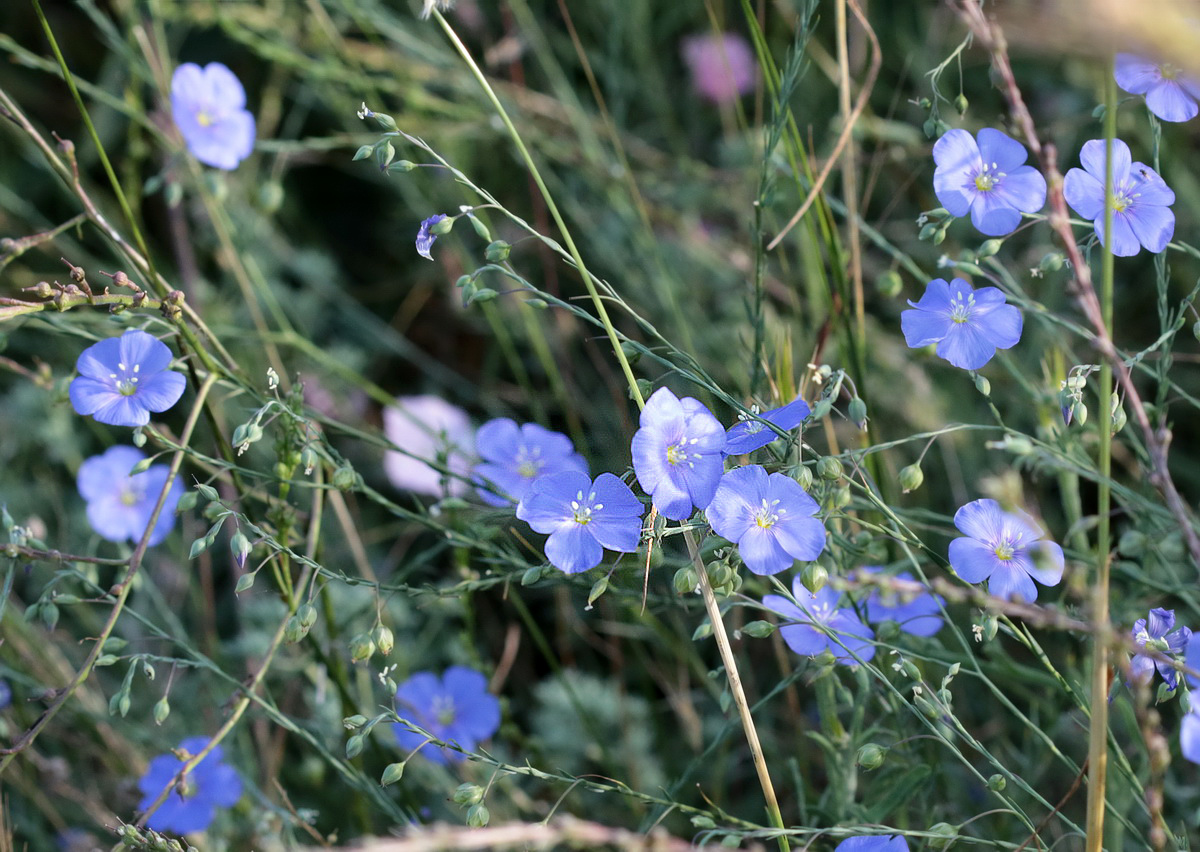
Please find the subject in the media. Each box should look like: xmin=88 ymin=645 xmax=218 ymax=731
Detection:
xmin=919 ymin=97 xmax=932 ymax=109
xmin=919 ymin=223 xmax=939 ymax=241
xmin=96 ymin=654 xmax=120 ymax=667
xmin=739 ymin=620 xmax=775 ymax=639
xmin=374 ymin=625 xmax=395 ymax=656
xmin=235 ymin=572 xmax=257 ymax=593
xmin=927 ymin=822 xmax=958 ymax=849
xmin=899 ymin=463 xmax=924 ymax=493
xmin=453 ymin=783 xmax=485 ymax=806
xmin=469 ymin=216 xmax=492 ymax=242
xmin=931 ymin=227 xmax=946 ymax=246
xmin=298 ymin=603 xmax=318 ymax=628
xmin=1039 ymin=252 xmax=1064 ymax=272
xmin=375 ymin=140 xmax=395 ymax=171
xmin=484 ymin=240 xmax=511 ymax=262
xmin=977 ymin=239 xmax=1002 ymax=258
xmin=333 ymin=464 xmax=359 ymax=491
xmin=521 ymin=565 xmax=544 ymax=586
xmin=283 ymin=615 xmax=308 ymax=644
xmin=817 ymin=457 xmax=842 ymax=481
xmin=954 ymin=93 xmax=969 ymax=114
xmin=982 ymin=613 xmax=999 ymax=642
xmin=847 ymin=397 xmax=868 ymax=429
xmin=1074 ymin=402 xmax=1088 ymax=426
xmin=345 ymin=734 xmax=364 ymax=759
xmin=876 ymin=270 xmax=903 ymax=298
xmin=154 ymin=697 xmax=171 ymax=725
xmin=973 ymin=374 xmax=991 ymax=397
xmin=794 ymin=465 xmax=813 ymax=490
xmin=353 ymin=144 xmax=373 ymax=161
xmin=230 ymin=529 xmax=252 ymax=571
xmin=801 ymin=562 xmax=828 ymax=594
xmin=387 ymin=160 xmax=416 ymax=173
xmin=855 ymin=743 xmax=886 ymax=770
xmin=349 ymin=633 xmax=376 ymax=663
xmin=466 ymin=803 xmax=490 ymax=827
xmin=380 ymin=761 xmax=406 ymax=786
xmin=343 ymin=715 xmax=368 ymax=729
xmin=431 ymin=216 xmax=455 ymax=236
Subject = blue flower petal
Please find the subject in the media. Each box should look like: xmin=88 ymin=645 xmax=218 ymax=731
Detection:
xmin=1181 ymin=712 xmax=1200 ymax=764
xmin=1146 ymin=79 xmax=1199 ymax=122
xmin=948 ymin=537 xmax=996 ymax=583
xmin=1114 ymin=54 xmax=1159 ymax=94
xmin=1127 ymin=203 xmax=1175 ymax=254
xmin=738 ymin=525 xmax=793 ymax=575
xmin=545 ymin=523 xmax=603 ymax=573
xmin=936 ymin=319 xmax=997 ymax=370
xmin=1063 ymin=168 xmax=1105 ymax=220
xmin=988 ymin=562 xmax=1038 ymax=602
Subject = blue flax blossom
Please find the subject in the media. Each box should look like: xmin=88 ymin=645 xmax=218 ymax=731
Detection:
xmin=705 ymin=465 xmax=824 ymax=575
xmin=835 ymin=838 xmax=909 ymax=852
xmin=170 ymin=63 xmax=255 ymax=170
xmin=1063 ymin=139 xmax=1175 ymax=257
xmin=69 ymin=329 xmax=186 ymax=427
xmin=137 ymin=736 xmax=241 ymax=835
xmin=723 ymin=398 xmax=810 ymax=455
xmin=393 ymin=666 xmax=500 ymax=765
xmin=77 ymin=446 xmax=183 ymax=546
xmin=948 ymin=499 xmax=1063 ymax=603
xmin=631 ymin=387 xmax=725 ymax=520
xmin=763 ymin=576 xmax=875 ymax=666
xmin=416 ymin=214 xmax=447 ymax=260
xmin=1130 ymin=608 xmax=1191 ymax=689
xmin=473 ymin=418 xmax=587 ymax=507
xmin=1115 ymin=54 xmax=1200 ymax=123
xmin=1182 ymin=642 xmax=1200 ymax=764
xmin=861 ymin=567 xmax=945 ymax=637
xmin=901 ymin=278 xmax=1022 ymax=371
xmin=516 ymin=471 xmax=644 ymax=574
xmin=932 ymin=128 xmax=1046 ymax=236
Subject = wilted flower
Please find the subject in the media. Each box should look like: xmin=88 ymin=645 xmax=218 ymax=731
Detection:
xmin=473 ymin=419 xmax=587 ymax=507
xmin=137 ymin=736 xmax=242 ymax=834
xmin=948 ymin=498 xmax=1064 ymax=602
xmin=861 ymin=567 xmax=945 ymax=637
xmin=1063 ymin=139 xmax=1175 ymax=257
xmin=631 ymin=387 xmax=725 ymax=520
xmin=681 ymin=33 xmax=757 ymax=104
xmin=932 ymin=127 xmax=1046 ymax=236
xmin=393 ymin=666 xmax=500 ymax=764
xmin=69 ymin=329 xmax=187 ymax=427
xmin=77 ymin=446 xmax=183 ymax=546
xmin=416 ymin=214 xmax=447 ymax=260
xmin=706 ymin=465 xmax=824 ymax=575
xmin=170 ymin=63 xmax=255 ymax=170
xmin=723 ymin=398 xmax=810 ymax=456
xmin=1115 ymin=54 xmax=1200 ymax=122
xmin=383 ymin=395 xmax=474 ymax=498
xmin=763 ymin=576 xmax=875 ymax=665
xmin=901 ymin=277 xmax=1022 ymax=371
xmin=1130 ymin=607 xmax=1191 ymax=690
xmin=516 ymin=471 xmax=644 ymax=574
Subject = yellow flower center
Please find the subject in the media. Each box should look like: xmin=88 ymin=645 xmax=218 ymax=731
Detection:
xmin=196 ymin=110 xmax=214 ymax=128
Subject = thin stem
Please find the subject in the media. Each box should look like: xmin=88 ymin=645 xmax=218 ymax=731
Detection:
xmin=1085 ymin=60 xmax=1117 ymax=852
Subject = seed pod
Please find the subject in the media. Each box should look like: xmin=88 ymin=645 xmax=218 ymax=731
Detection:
xmin=380 ymin=762 xmax=406 ymax=786
xmin=801 ymin=562 xmax=828 ymax=594
xmin=818 ymin=457 xmax=842 ymax=481
xmin=453 ymin=783 xmax=485 ymax=806
xmin=899 ymin=463 xmax=924 ymax=494
xmin=856 ymin=743 xmax=886 ymax=770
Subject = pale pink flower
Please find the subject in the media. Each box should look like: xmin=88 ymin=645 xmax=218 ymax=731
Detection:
xmin=383 ymin=395 xmax=474 ymax=498
xmin=682 ymin=33 xmax=756 ymax=104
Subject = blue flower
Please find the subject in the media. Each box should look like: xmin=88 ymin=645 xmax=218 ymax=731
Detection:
xmin=77 ymin=446 xmax=184 ymax=546
xmin=170 ymin=63 xmax=255 ymax=170
xmin=0 ymin=679 xmax=10 ymax=710
xmin=723 ymin=398 xmax=810 ymax=455
xmin=137 ymin=736 xmax=242 ymax=835
xmin=1130 ymin=608 xmax=1191 ymax=690
xmin=516 ymin=471 xmax=644 ymax=574
xmin=1115 ymin=54 xmax=1200 ymax=123
xmin=393 ymin=666 xmax=500 ymax=764
xmin=948 ymin=499 xmax=1063 ymax=603
xmin=901 ymin=277 xmax=1022 ymax=371
xmin=763 ymin=576 xmax=875 ymax=666
xmin=631 ymin=387 xmax=725 ymax=521
xmin=861 ymin=567 xmax=945 ymax=637
xmin=69 ymin=329 xmax=187 ymax=427
xmin=473 ymin=418 xmax=587 ymax=507
xmin=932 ymin=128 xmax=1046 ymax=236
xmin=416 ymin=214 xmax=448 ymax=260
xmin=705 ymin=465 xmax=824 ymax=575
xmin=1063 ymin=139 xmax=1175 ymax=257
xmin=1183 ymin=642 xmax=1200 ymax=764
xmin=835 ymin=837 xmax=910 ymax=852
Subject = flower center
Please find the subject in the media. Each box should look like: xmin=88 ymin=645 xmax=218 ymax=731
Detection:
xmin=993 ymin=536 xmax=1021 ymax=561
xmin=1160 ymin=63 xmax=1181 ymax=81
xmin=119 ymin=487 xmax=141 ymax=507
xmin=432 ymin=695 xmax=456 ymax=727
xmin=666 ymin=437 xmax=700 ymax=469
xmin=1144 ymin=636 xmax=1170 ymax=653
xmin=515 ymin=446 xmax=544 ymax=480
xmin=973 ymin=161 xmax=1006 ymax=193
xmin=196 ymin=109 xmax=214 ymax=128
xmin=109 ymin=361 xmax=141 ymax=397
xmin=949 ymin=290 xmax=975 ymax=325
xmin=1112 ymin=187 xmax=1136 ymax=214
xmin=570 ymin=490 xmax=602 ymax=526
xmin=753 ymin=497 xmax=784 ymax=530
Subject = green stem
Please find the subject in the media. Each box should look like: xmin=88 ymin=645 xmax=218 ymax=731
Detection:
xmin=1085 ymin=60 xmax=1117 ymax=852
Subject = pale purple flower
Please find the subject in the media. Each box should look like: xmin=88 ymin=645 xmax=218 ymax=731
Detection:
xmin=473 ymin=419 xmax=587 ymax=507
xmin=705 ymin=465 xmax=824 ymax=575
xmin=170 ymin=63 xmax=255 ymax=170
xmin=1115 ymin=54 xmax=1200 ymax=122
xmin=901 ymin=277 xmax=1022 ymax=371
xmin=516 ymin=471 xmax=644 ymax=574
xmin=77 ymin=446 xmax=184 ymax=546
xmin=723 ymin=398 xmax=810 ymax=456
xmin=763 ymin=576 xmax=875 ymax=666
xmin=69 ymin=330 xmax=187 ymax=427
xmin=861 ymin=567 xmax=945 ymax=637
xmin=393 ymin=666 xmax=500 ymax=765
xmin=416 ymin=214 xmax=447 ymax=260
xmin=1130 ymin=608 xmax=1191 ymax=690
xmin=383 ymin=395 xmax=474 ymax=498
xmin=1063 ymin=139 xmax=1175 ymax=257
xmin=681 ymin=33 xmax=756 ymax=104
xmin=948 ymin=499 xmax=1064 ymax=603
xmin=932 ymin=128 xmax=1047 ymax=236
xmin=1183 ymin=642 xmax=1200 ymax=763
xmin=835 ymin=838 xmax=909 ymax=852
xmin=137 ymin=736 xmax=242 ymax=834
xmin=631 ymin=387 xmax=726 ymax=521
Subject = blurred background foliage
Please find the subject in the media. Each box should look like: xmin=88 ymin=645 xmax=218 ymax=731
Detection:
xmin=0 ymin=0 xmax=1199 ymax=849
